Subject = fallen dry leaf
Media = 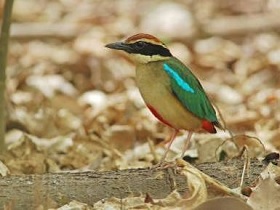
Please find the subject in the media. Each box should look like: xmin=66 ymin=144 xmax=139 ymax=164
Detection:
xmin=194 ymin=197 xmax=253 ymax=210
xmin=55 ymin=200 xmax=92 ymax=210
xmin=247 ymin=173 xmax=280 ymax=210
xmin=26 ymin=74 xmax=78 ymax=98
xmin=0 ymin=161 xmax=10 ymax=177
xmin=178 ymin=162 xmax=208 ymax=209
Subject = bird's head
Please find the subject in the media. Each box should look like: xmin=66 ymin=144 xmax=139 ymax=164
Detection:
xmin=105 ymin=33 xmax=172 ymax=64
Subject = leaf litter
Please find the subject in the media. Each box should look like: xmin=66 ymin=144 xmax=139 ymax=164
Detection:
xmin=2 ymin=0 xmax=280 ymax=209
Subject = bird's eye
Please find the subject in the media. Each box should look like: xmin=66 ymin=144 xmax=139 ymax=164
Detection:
xmin=135 ymin=41 xmax=146 ymax=49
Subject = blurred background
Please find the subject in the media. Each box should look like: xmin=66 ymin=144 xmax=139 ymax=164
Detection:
xmin=1 ymin=0 xmax=280 ymax=174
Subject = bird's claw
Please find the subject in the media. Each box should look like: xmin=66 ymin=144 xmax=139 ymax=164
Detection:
xmin=151 ymin=160 xmax=176 ymax=170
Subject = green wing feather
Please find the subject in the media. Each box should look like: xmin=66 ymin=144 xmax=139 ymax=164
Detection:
xmin=164 ymin=57 xmax=218 ymax=123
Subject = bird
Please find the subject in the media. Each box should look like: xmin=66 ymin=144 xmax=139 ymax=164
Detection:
xmin=105 ymin=33 xmax=223 ymax=163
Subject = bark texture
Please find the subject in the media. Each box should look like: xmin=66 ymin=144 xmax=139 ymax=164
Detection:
xmin=0 ymin=159 xmax=266 ymax=209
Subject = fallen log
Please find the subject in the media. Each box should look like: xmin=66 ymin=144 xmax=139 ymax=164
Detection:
xmin=0 ymin=158 xmax=266 ymax=209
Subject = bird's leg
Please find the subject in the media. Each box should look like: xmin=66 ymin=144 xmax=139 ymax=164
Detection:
xmin=159 ymin=129 xmax=178 ymax=164
xmin=180 ymin=131 xmax=193 ymax=158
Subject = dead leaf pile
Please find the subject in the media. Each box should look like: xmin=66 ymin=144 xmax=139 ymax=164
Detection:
xmin=1 ymin=0 xmax=280 ymax=209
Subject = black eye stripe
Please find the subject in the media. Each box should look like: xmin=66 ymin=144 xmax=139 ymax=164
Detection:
xmin=129 ymin=42 xmax=172 ymax=57
xmin=135 ymin=41 xmax=145 ymax=48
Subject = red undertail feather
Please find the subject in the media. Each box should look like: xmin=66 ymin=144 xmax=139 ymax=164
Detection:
xmin=147 ymin=104 xmax=174 ymax=128
xmin=202 ymin=120 xmax=217 ymax=133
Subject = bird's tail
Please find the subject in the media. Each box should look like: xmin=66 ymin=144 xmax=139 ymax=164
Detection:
xmin=213 ymin=121 xmax=225 ymax=131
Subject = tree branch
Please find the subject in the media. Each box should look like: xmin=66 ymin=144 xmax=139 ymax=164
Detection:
xmin=0 ymin=159 xmax=266 ymax=209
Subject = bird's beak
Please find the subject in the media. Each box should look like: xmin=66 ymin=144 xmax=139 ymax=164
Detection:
xmin=105 ymin=41 xmax=132 ymax=52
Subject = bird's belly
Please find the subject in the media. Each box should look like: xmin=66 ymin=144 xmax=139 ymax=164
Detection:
xmin=144 ymin=89 xmax=201 ymax=130
xmin=136 ymin=69 xmax=202 ymax=130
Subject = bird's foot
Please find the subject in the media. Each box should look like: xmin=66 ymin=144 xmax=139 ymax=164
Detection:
xmin=151 ymin=160 xmax=176 ymax=170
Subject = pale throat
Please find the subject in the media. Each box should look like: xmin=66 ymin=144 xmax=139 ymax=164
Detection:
xmin=129 ymin=53 xmax=170 ymax=64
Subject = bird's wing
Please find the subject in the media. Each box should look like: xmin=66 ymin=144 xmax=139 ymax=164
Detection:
xmin=163 ymin=58 xmax=218 ymax=123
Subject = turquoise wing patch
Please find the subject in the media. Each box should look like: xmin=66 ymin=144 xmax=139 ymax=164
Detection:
xmin=163 ymin=63 xmax=195 ymax=94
